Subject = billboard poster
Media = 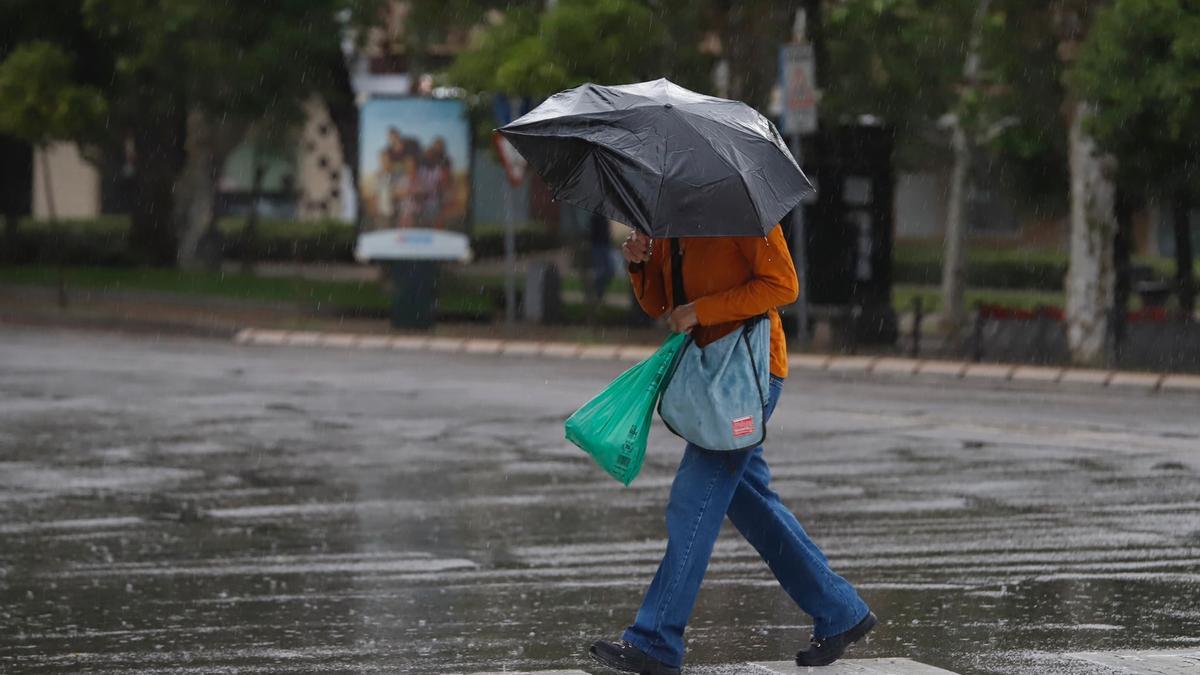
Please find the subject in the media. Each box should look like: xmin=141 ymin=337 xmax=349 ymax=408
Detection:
xmin=359 ymin=97 xmax=471 ymax=232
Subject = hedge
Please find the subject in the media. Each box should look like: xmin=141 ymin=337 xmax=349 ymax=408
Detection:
xmin=891 ymin=242 xmax=1196 ymax=290
xmin=2 ymin=216 xmax=139 ymax=265
xmin=4 ymin=218 xmax=1190 ymax=291
xmin=1 ymin=217 xmax=560 ymax=265
xmin=892 ymin=243 xmax=1069 ymax=290
xmin=469 ymin=223 xmax=560 ymax=259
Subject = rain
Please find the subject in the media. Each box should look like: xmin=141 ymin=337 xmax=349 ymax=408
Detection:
xmin=1 ymin=1 xmax=1199 ymax=674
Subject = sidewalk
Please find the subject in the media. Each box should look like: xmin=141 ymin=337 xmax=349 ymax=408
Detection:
xmin=5 ymin=282 xmax=1199 ymax=393
xmin=0 ymin=284 xmax=663 ymax=344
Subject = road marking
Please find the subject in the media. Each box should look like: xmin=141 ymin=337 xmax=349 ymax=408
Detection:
xmin=459 ymin=671 xmax=590 ymax=675
xmin=1064 ymin=649 xmax=1200 ymax=674
xmin=751 ymin=658 xmax=959 ymax=674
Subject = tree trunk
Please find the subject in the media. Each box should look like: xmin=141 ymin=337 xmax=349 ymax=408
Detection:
xmin=1172 ymin=191 xmax=1195 ymax=320
xmin=175 ymin=112 xmax=242 ymax=269
xmin=241 ymin=160 xmax=266 ymax=274
xmin=1111 ymin=187 xmax=1133 ymax=358
xmin=941 ymin=122 xmax=971 ymax=344
xmin=324 ymin=49 xmax=360 ymax=227
xmin=129 ymin=112 xmax=186 ymax=267
xmin=940 ymin=0 xmax=992 ymax=345
xmin=39 ymin=144 xmax=68 ymax=309
xmin=1065 ymin=102 xmax=1117 ymax=366
xmin=175 ymin=113 xmax=217 ymax=268
xmin=1 ymin=136 xmax=31 ymax=253
xmin=38 ymin=145 xmax=57 ymax=225
xmin=2 ymin=206 xmax=15 ymax=249
xmin=723 ymin=1 xmax=793 ymax=112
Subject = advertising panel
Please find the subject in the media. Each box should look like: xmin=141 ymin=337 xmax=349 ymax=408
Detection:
xmin=359 ymin=97 xmax=471 ymax=231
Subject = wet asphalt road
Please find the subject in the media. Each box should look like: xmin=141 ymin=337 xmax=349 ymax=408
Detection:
xmin=1 ymin=326 xmax=1199 ymax=674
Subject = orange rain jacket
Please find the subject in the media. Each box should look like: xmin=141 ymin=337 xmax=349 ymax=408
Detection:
xmin=628 ymin=224 xmax=799 ymax=379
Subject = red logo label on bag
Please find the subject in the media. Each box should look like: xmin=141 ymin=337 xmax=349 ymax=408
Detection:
xmin=732 ymin=416 xmax=755 ymax=438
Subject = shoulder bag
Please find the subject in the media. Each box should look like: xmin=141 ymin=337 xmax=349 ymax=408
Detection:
xmin=658 ymin=238 xmax=772 ymax=451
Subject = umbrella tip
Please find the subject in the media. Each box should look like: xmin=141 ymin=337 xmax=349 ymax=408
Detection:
xmin=663 ymin=103 xmax=673 ymax=109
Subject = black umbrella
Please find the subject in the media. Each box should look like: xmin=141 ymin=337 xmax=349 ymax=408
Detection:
xmin=497 ymin=78 xmax=812 ymax=238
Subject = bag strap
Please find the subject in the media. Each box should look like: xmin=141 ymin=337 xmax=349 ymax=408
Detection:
xmin=670 ymin=238 xmax=687 ymax=308
xmin=740 ymin=317 xmax=769 ymax=410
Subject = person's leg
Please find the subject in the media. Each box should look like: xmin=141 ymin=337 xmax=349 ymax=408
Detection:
xmin=591 ymin=245 xmax=614 ymax=303
xmin=727 ymin=379 xmax=870 ymax=639
xmin=620 ymin=443 xmax=754 ymax=667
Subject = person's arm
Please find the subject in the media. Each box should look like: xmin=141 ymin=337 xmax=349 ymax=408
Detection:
xmin=692 ymin=224 xmax=798 ymax=325
xmin=627 ymin=235 xmax=671 ymax=319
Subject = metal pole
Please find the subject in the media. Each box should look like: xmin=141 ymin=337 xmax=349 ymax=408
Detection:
xmin=791 ymin=136 xmax=810 ymax=348
xmin=504 ymin=182 xmax=517 ymax=328
xmin=911 ymin=296 xmax=923 ymax=358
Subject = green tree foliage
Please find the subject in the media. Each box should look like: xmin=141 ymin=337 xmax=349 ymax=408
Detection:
xmin=823 ymin=0 xmax=974 ymax=167
xmin=0 ymin=0 xmax=377 ymax=265
xmin=0 ymin=42 xmax=105 ymax=146
xmin=1074 ymin=0 xmax=1200 ymax=316
xmin=975 ymin=0 xmax=1068 ymax=209
xmin=1073 ymin=0 xmax=1200 ymax=193
xmin=451 ymin=0 xmax=666 ymax=99
xmin=823 ymin=0 xmax=1069 ymax=208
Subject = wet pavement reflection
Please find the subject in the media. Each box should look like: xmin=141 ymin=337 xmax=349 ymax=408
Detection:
xmin=1 ymin=328 xmax=1199 ymax=673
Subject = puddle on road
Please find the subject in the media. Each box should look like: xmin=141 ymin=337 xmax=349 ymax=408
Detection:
xmin=3 ymin=343 xmax=1200 ymax=674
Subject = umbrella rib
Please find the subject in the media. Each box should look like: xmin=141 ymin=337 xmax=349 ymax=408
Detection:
xmin=672 ymin=111 xmax=764 ymax=230
xmin=503 ymin=128 xmax=663 ymax=176
xmin=501 ymin=130 xmax=646 ymax=228
xmin=650 ymin=134 xmax=668 ymax=237
xmin=502 ymin=129 xmax=596 ymax=202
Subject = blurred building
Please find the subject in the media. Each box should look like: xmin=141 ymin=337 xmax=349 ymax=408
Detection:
xmin=9 ymin=1 xmax=548 ymax=235
xmin=23 ymin=98 xmax=347 ymax=225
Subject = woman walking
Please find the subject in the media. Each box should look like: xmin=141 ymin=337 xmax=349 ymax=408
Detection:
xmin=589 ymin=226 xmax=875 ymax=674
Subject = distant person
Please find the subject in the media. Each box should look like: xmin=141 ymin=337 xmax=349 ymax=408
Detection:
xmin=394 ymin=155 xmax=421 ymax=229
xmin=417 ymin=137 xmax=453 ymax=229
xmin=385 ymin=127 xmax=421 ymax=225
xmin=589 ymin=211 xmax=614 ymax=307
xmin=375 ymin=149 xmax=393 ymax=224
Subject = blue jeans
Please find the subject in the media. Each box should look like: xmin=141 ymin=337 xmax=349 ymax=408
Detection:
xmin=622 ymin=376 xmax=869 ymax=668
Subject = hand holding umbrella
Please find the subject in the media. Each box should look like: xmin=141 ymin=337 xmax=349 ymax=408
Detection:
xmin=620 ymin=230 xmax=653 ymax=264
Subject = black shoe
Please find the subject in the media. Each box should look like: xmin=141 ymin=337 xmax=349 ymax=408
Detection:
xmin=795 ymin=611 xmax=877 ymax=667
xmin=589 ymin=639 xmax=681 ymax=675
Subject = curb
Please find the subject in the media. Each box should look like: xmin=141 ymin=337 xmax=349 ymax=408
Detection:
xmin=0 ymin=312 xmax=240 ymax=340
xmin=231 ymin=328 xmax=1200 ymax=394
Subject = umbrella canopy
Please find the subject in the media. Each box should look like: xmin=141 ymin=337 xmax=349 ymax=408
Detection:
xmin=497 ymin=78 xmax=813 ymax=238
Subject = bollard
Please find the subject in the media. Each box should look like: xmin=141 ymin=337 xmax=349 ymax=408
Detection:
xmin=848 ymin=305 xmax=862 ymax=355
xmin=910 ymin=296 xmax=923 ymax=358
xmin=971 ymin=303 xmax=985 ymax=362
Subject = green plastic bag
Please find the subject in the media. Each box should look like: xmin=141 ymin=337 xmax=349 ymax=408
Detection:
xmin=564 ymin=333 xmax=687 ymax=485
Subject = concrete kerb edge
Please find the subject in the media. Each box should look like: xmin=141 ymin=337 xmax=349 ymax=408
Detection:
xmin=230 ymin=328 xmax=1200 ymax=394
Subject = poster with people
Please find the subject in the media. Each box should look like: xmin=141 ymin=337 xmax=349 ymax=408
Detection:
xmin=359 ymin=98 xmax=471 ymax=232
